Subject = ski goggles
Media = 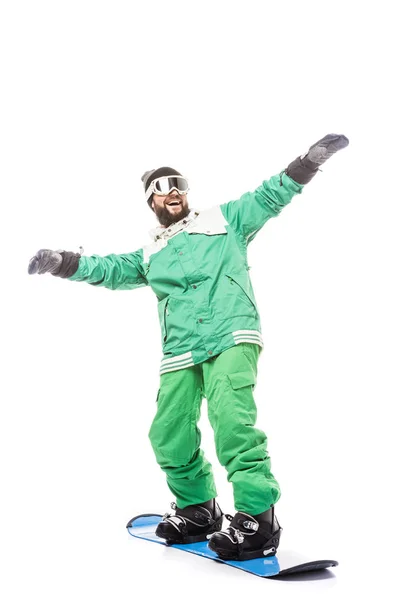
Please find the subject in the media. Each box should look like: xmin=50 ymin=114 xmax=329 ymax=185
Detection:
xmin=145 ymin=176 xmax=189 ymax=201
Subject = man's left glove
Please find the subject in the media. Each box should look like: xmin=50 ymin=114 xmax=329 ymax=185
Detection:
xmin=28 ymin=249 xmax=81 ymax=278
xmin=284 ymin=133 xmax=349 ymax=185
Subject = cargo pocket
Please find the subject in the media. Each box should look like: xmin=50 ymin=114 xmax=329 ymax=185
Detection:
xmin=213 ymin=370 xmax=258 ymax=458
xmin=227 ymin=371 xmax=256 ymax=391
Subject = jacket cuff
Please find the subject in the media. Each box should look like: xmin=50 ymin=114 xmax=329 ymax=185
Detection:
xmin=52 ymin=251 xmax=81 ymax=278
xmin=284 ymin=155 xmax=320 ymax=185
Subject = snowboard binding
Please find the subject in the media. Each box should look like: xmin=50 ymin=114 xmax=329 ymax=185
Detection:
xmin=208 ymin=506 xmax=282 ymax=561
xmin=155 ymin=499 xmax=224 ymax=544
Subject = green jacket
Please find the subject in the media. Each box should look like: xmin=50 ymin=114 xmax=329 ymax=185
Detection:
xmin=68 ymin=172 xmax=303 ymax=374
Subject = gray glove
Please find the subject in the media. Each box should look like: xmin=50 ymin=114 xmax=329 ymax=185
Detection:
xmin=28 ymin=248 xmax=82 ymax=278
xmin=305 ymin=133 xmax=349 ymax=165
xmin=28 ymin=249 xmax=63 ymax=275
xmin=284 ymin=133 xmax=349 ymax=185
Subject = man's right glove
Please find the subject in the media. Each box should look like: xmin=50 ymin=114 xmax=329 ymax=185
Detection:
xmin=284 ymin=133 xmax=349 ymax=185
xmin=28 ymin=249 xmax=81 ymax=278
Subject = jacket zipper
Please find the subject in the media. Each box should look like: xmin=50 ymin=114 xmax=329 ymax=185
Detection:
xmin=226 ymin=275 xmax=257 ymax=312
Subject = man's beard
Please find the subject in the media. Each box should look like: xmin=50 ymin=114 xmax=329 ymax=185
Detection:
xmin=154 ymin=201 xmax=191 ymax=227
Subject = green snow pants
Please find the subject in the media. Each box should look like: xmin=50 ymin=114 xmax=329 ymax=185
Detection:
xmin=148 ymin=342 xmax=280 ymax=515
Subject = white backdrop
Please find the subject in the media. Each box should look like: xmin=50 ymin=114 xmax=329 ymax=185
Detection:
xmin=1 ymin=1 xmax=399 ymax=598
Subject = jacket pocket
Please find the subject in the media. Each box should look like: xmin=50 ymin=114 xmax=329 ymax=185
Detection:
xmin=158 ymin=296 xmax=196 ymax=351
xmin=226 ymin=274 xmax=258 ymax=312
xmin=227 ymin=371 xmax=256 ymax=390
xmin=157 ymin=297 xmax=170 ymax=343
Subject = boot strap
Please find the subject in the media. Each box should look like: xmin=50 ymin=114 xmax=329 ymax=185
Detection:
xmin=226 ymin=513 xmax=281 ymax=541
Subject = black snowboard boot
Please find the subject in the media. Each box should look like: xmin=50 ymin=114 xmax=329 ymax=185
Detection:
xmin=208 ymin=506 xmax=282 ymax=561
xmin=155 ymin=499 xmax=224 ymax=544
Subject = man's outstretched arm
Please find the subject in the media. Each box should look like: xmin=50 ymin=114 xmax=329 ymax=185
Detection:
xmin=220 ymin=133 xmax=349 ymax=245
xmin=28 ymin=248 xmax=149 ymax=291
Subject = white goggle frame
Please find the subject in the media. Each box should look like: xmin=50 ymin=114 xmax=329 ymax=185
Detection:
xmin=145 ymin=175 xmax=189 ymax=201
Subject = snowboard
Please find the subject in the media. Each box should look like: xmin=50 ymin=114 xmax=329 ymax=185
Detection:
xmin=126 ymin=514 xmax=338 ymax=578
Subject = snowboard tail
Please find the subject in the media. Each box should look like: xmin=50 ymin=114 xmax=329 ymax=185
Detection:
xmin=126 ymin=514 xmax=338 ymax=579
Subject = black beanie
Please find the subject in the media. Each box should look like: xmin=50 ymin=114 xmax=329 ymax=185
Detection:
xmin=141 ymin=167 xmax=183 ymax=211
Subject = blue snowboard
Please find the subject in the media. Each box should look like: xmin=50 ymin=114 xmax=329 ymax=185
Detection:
xmin=126 ymin=514 xmax=338 ymax=578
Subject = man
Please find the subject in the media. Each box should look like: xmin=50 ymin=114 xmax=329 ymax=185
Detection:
xmin=28 ymin=134 xmax=349 ymax=561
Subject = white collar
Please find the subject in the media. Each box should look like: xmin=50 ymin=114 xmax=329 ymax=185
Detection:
xmin=148 ymin=208 xmax=199 ymax=242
